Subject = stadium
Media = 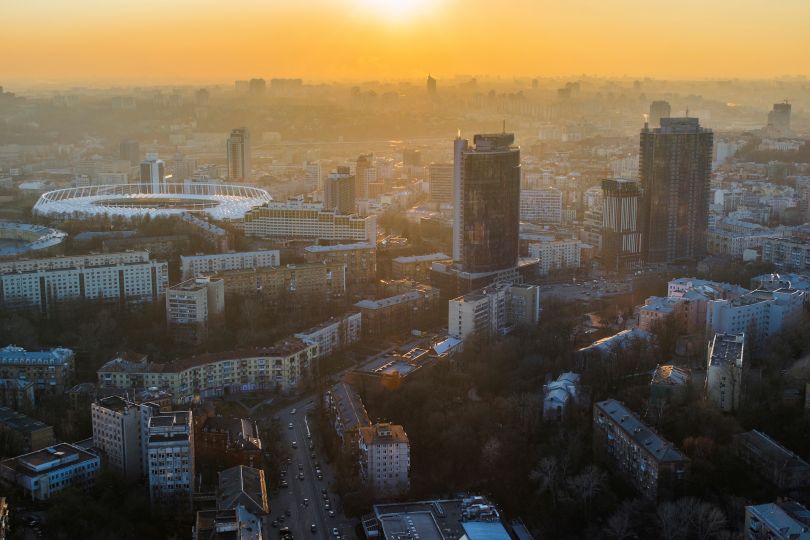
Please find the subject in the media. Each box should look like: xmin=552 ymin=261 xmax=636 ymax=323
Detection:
xmin=33 ymin=183 xmax=272 ymax=221
xmin=0 ymin=222 xmax=68 ymax=257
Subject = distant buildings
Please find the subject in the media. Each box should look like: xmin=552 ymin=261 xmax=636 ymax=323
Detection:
xmin=140 ymin=152 xmax=166 ymax=193
xmin=453 ymin=133 xmax=521 ymax=273
xmin=0 ymin=251 xmax=168 ymax=312
xmin=745 ymin=500 xmax=810 ymax=540
xmin=147 ymin=411 xmax=195 ymax=507
xmin=241 ymin=201 xmax=377 ymax=243
xmin=426 ymin=74 xmax=437 ymax=95
xmin=601 ymin=178 xmax=641 ymax=272
xmin=767 ymin=101 xmax=792 ymax=136
xmin=179 ymin=251 xmax=279 ymax=280
xmin=520 ymin=188 xmax=562 ymax=224
xmin=706 ymin=333 xmax=745 ymax=412
xmin=543 ymin=372 xmax=580 ymax=420
xmin=593 ymin=399 xmax=689 ymax=500
xmin=166 ymin=276 xmax=225 ymax=345
xmin=0 ymin=346 xmax=75 ymax=393
xmin=325 ymin=381 xmax=371 ymax=449
xmin=0 ymin=443 xmax=100 ymax=501
xmin=119 ymin=139 xmax=140 ymax=165
xmin=358 ymin=422 xmax=410 ymax=497
xmin=639 ymin=118 xmax=713 ymax=264
xmin=762 ymin=236 xmax=810 ymax=272
xmin=303 ymin=242 xmax=376 ymax=294
xmin=294 ymin=312 xmax=362 ymax=360
xmin=448 ymin=282 xmax=540 ymax=342
xmin=226 ymin=128 xmax=251 ymax=181
xmin=648 ymin=100 xmax=671 ymax=128
xmin=325 ymin=166 xmax=356 ymax=215
xmin=733 ymin=430 xmax=810 ymax=491
xmin=356 ymin=154 xmax=375 ymax=200
xmin=428 ymin=162 xmax=453 ymax=203
xmin=528 ymin=238 xmax=582 ymax=275
xmin=0 ymin=406 xmax=54 ymax=453
xmin=215 ymin=261 xmax=346 ymax=304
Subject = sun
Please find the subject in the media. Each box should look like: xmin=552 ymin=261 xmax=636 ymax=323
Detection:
xmin=357 ymin=0 xmax=434 ymax=22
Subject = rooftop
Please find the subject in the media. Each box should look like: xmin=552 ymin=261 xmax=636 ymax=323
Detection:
xmin=651 ymin=365 xmax=691 ymax=386
xmin=359 ymin=423 xmax=409 ymax=446
xmin=393 ymin=252 xmax=451 ymax=264
xmin=0 ymin=406 xmax=50 ymax=433
xmin=595 ymin=399 xmax=687 ymax=463
xmin=165 ymin=338 xmax=313 ymax=372
xmin=735 ymin=430 xmax=810 ymax=473
xmin=2 ymin=443 xmax=98 ymax=476
xmin=747 ymin=501 xmax=810 ymax=539
xmin=96 ymin=352 xmax=147 ymax=373
xmin=303 ymin=242 xmax=375 ymax=253
xmin=709 ymin=333 xmax=745 ymax=368
xmin=0 ymin=346 xmax=74 ymax=366
xmin=217 ymin=465 xmax=268 ymax=515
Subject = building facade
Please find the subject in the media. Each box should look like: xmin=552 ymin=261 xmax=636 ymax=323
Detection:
xmin=519 ymin=188 xmax=562 ymax=224
xmin=0 ymin=443 xmax=100 ymax=501
xmin=745 ymin=501 xmax=810 ymax=540
xmin=428 ymin=162 xmax=453 ymax=203
xmin=166 ymin=276 xmax=225 ymax=345
xmin=0 ymin=346 xmax=75 ymax=393
xmin=91 ymin=396 xmax=159 ymax=480
xmin=140 ymin=153 xmax=166 ymax=193
xmin=705 ymin=289 xmax=803 ymax=349
xmin=601 ymin=178 xmax=641 ymax=272
xmin=215 ymin=261 xmax=346 ymax=304
xmin=303 ymin=243 xmax=376 ymax=295
xmin=325 ymin=166 xmax=356 ymax=215
xmin=358 ymin=423 xmax=410 ymax=497
xmin=762 ymin=236 xmax=810 ymax=272
xmin=180 ymin=251 xmax=279 ymax=280
xmin=391 ymin=253 xmax=451 ymax=282
xmin=706 ymin=333 xmax=745 ymax=412
xmin=354 ymin=285 xmax=440 ymax=339
xmin=448 ymin=282 xmax=540 ymax=342
xmin=294 ymin=312 xmax=362 ymax=360
xmin=241 ymin=201 xmax=376 ymax=242
xmin=226 ymin=128 xmax=251 ymax=181
xmin=147 ymin=411 xmax=195 ymax=508
xmin=528 ymin=239 xmax=582 ymax=275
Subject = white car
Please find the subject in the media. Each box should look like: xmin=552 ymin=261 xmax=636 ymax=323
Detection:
xmin=290 ymin=408 xmax=297 ymax=415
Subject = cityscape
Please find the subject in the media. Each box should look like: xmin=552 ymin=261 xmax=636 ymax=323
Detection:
xmin=1 ymin=1 xmax=810 ymax=539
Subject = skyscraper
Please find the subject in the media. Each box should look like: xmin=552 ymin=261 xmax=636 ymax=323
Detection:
xmin=140 ymin=153 xmax=165 ymax=193
xmin=428 ymin=162 xmax=453 ymax=203
xmin=227 ymin=128 xmax=251 ymax=182
xmin=649 ymin=100 xmax=671 ymax=127
xmin=304 ymin=161 xmax=322 ymax=191
xmin=325 ymin=166 xmax=356 ymax=215
xmin=426 ymin=74 xmax=437 ymax=95
xmin=767 ymin=101 xmax=791 ymax=135
xmin=355 ymin=153 xmax=375 ymax=199
xmin=453 ymin=133 xmax=521 ymax=273
xmin=601 ymin=178 xmax=641 ymax=272
xmin=639 ymin=117 xmax=713 ymax=264
xmin=120 ymin=140 xmax=140 ymax=166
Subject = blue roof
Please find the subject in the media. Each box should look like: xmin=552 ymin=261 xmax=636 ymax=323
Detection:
xmin=461 ymin=522 xmax=512 ymax=540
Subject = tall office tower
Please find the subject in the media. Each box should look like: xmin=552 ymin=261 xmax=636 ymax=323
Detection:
xmin=426 ymin=74 xmax=437 ymax=95
xmin=355 ymin=154 xmax=375 ymax=199
xmin=767 ymin=101 xmax=791 ymax=135
xmin=452 ymin=133 xmax=521 ymax=273
xmin=248 ymin=78 xmax=266 ymax=95
xmin=639 ymin=117 xmax=713 ymax=264
xmin=120 ymin=140 xmax=140 ymax=166
xmin=227 ymin=128 xmax=251 ymax=182
xmin=325 ymin=166 xmax=356 ymax=215
xmin=649 ymin=100 xmax=671 ymax=127
xmin=428 ymin=162 xmax=453 ymax=203
xmin=140 ymin=153 xmax=166 ymax=193
xmin=304 ymin=161 xmax=322 ymax=191
xmin=601 ymin=178 xmax=641 ymax=272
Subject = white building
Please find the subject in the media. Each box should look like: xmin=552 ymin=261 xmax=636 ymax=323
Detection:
xmin=358 ymin=423 xmax=410 ymax=497
xmin=0 ymin=251 xmax=168 ymax=311
xmin=0 ymin=443 xmax=100 ymax=501
xmin=294 ymin=312 xmax=362 ymax=359
xmin=166 ymin=276 xmax=225 ymax=344
xmin=147 ymin=411 xmax=194 ymax=507
xmin=91 ymin=396 xmax=160 ymax=480
xmin=241 ymin=201 xmax=377 ymax=242
xmin=179 ymin=251 xmax=279 ymax=280
xmin=140 ymin=153 xmax=166 ymax=193
xmin=428 ymin=162 xmax=453 ymax=203
xmin=520 ymin=188 xmax=562 ymax=224
xmin=745 ymin=501 xmax=810 ymax=540
xmin=543 ymin=372 xmax=580 ymax=420
xmin=449 ymin=282 xmax=540 ymax=342
xmin=528 ymin=239 xmax=582 ymax=275
xmin=705 ymin=289 xmax=804 ymax=348
xmin=706 ymin=333 xmax=745 ymax=412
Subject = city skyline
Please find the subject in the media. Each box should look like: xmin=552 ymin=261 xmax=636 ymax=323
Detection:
xmin=3 ymin=0 xmax=810 ymax=85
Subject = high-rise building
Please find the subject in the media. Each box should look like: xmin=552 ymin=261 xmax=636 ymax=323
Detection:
xmin=227 ymin=128 xmax=251 ymax=182
xmin=91 ymin=396 xmax=159 ymax=480
xmin=428 ymin=162 xmax=453 ymax=203
xmin=147 ymin=411 xmax=194 ymax=508
xmin=165 ymin=276 xmax=225 ymax=345
xmin=248 ymin=79 xmax=266 ymax=95
xmin=649 ymin=100 xmax=671 ymax=127
xmin=601 ymin=178 xmax=641 ymax=272
xmin=119 ymin=140 xmax=140 ymax=166
xmin=706 ymin=333 xmax=745 ymax=412
xmin=767 ymin=101 xmax=791 ymax=135
xmin=355 ymin=154 xmax=375 ymax=200
xmin=140 ymin=153 xmax=165 ymax=193
xmin=325 ymin=166 xmax=356 ymax=215
xmin=426 ymin=74 xmax=437 ymax=95
xmin=304 ymin=161 xmax=322 ymax=191
xmin=639 ymin=118 xmax=713 ymax=264
xmin=448 ymin=282 xmax=540 ymax=342
xmin=453 ymin=133 xmax=521 ymax=273
xmin=358 ymin=423 xmax=410 ymax=496
xmin=520 ymin=187 xmax=562 ymax=223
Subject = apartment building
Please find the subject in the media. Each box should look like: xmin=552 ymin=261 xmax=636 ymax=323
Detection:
xmin=358 ymin=423 xmax=410 ymax=497
xmin=147 ymin=411 xmax=195 ymax=508
xmin=543 ymin=372 xmax=581 ymax=420
xmin=241 ymin=201 xmax=376 ymax=242
xmin=98 ymin=339 xmax=319 ymax=401
xmin=0 ymin=443 xmax=100 ymax=501
xmin=745 ymin=501 xmax=810 ymax=540
xmin=0 ymin=407 xmax=54 ymax=452
xmin=303 ymin=243 xmax=376 ymax=294
xmin=593 ymin=399 xmax=689 ymax=500
xmin=215 ymin=261 xmax=346 ymax=303
xmin=528 ymin=239 xmax=582 ymax=275
xmin=91 ymin=396 xmax=160 ymax=480
xmin=294 ymin=312 xmax=362 ymax=359
xmin=448 ymin=282 xmax=540 ymax=342
xmin=0 ymin=346 xmax=75 ymax=393
xmin=733 ymin=430 xmax=810 ymax=491
xmin=180 ymin=250 xmax=279 ymax=280
xmin=166 ymin=276 xmax=225 ymax=345
xmin=520 ymin=187 xmax=563 ymax=223
xmin=706 ymin=333 xmax=745 ymax=412
xmin=0 ymin=251 xmax=168 ymax=311
xmin=325 ymin=381 xmax=371 ymax=449
xmin=391 ymin=253 xmax=451 ymax=282
xmin=195 ymin=417 xmax=262 ymax=470
xmin=762 ymin=236 xmax=810 ymax=272
xmin=354 ymin=284 xmax=440 ymax=339
xmin=706 ymin=289 xmax=804 ymax=349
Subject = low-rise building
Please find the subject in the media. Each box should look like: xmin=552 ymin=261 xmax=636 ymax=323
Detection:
xmin=391 ymin=253 xmax=451 ymax=282
xmin=0 ymin=346 xmax=75 ymax=393
xmin=762 ymin=235 xmax=810 ymax=272
xmin=706 ymin=333 xmax=745 ymax=412
xmin=706 ymin=289 xmax=803 ymax=349
xmin=0 ymin=443 xmax=100 ymax=501
xmin=593 ymin=399 xmax=689 ymax=500
xmin=0 ymin=407 xmax=54 ymax=452
xmin=358 ymin=423 xmax=410 ymax=497
xmin=733 ymin=430 xmax=810 ymax=491
xmin=303 ymin=243 xmax=377 ymax=294
xmin=215 ymin=261 xmax=347 ymax=303
xmin=193 ymin=506 xmax=263 ymax=540
xmin=325 ymin=381 xmax=371 ymax=449
xmin=294 ymin=312 xmax=362 ymax=359
xmin=166 ymin=276 xmax=225 ymax=344
xmin=745 ymin=500 xmax=810 ymax=540
xmin=543 ymin=372 xmax=580 ymax=420
xmin=650 ymin=365 xmax=690 ymax=405
xmin=147 ymin=411 xmax=195 ymax=508
xmin=448 ymin=282 xmax=540 ymax=342
xmin=355 ymin=284 xmax=440 ymax=339
xmin=216 ymin=465 xmax=269 ymax=515
xmin=196 ymin=416 xmax=262 ymax=470
xmin=520 ymin=188 xmax=563 ymax=224
xmin=241 ymin=201 xmax=377 ymax=243
xmin=180 ymin=250 xmax=280 ymax=280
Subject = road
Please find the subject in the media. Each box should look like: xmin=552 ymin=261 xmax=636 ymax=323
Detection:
xmin=266 ymin=395 xmax=355 ymax=539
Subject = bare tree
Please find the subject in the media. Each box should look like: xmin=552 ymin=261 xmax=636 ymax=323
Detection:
xmin=604 ymin=499 xmax=641 ymax=539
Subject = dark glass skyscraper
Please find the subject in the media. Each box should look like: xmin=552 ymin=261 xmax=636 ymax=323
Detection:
xmin=601 ymin=178 xmax=641 ymax=272
xmin=452 ymin=133 xmax=521 ymax=273
xmin=639 ymin=117 xmax=713 ymax=264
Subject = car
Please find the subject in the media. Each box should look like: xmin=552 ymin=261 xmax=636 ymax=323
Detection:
xmin=328 ymin=510 xmax=336 ymax=518
xmin=298 ymin=472 xmax=304 ymax=480
xmin=322 ymin=492 xmax=329 ymax=499
xmin=287 ymin=458 xmax=292 ymax=464
xmin=303 ymin=498 xmax=309 ymax=506
xmin=271 ymin=520 xmax=279 ymax=527
xmin=288 ymin=423 xmax=294 ymax=429
xmin=321 ymin=488 xmax=327 ymax=495
xmin=311 ymin=524 xmax=317 ymax=533
xmin=317 ymin=473 xmax=323 ymax=480
xmin=290 ymin=408 xmax=297 ymax=415
xmin=298 ymin=463 xmax=304 ymax=470
xmin=324 ymin=501 xmax=331 ymax=510
xmin=311 ymin=452 xmax=316 ymax=459
xmin=280 ymin=480 xmax=288 ymax=488
xmin=332 ymin=528 xmax=340 ymax=537
xmin=291 ymin=441 xmax=297 ymax=448
xmin=307 ymin=433 xmax=312 ymax=439
xmin=279 ymin=526 xmax=291 ymax=535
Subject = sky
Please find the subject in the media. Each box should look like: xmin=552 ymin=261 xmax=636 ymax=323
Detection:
xmin=2 ymin=0 xmax=809 ymax=85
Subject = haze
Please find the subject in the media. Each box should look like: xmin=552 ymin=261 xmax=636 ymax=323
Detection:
xmin=3 ymin=0 xmax=810 ymax=85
